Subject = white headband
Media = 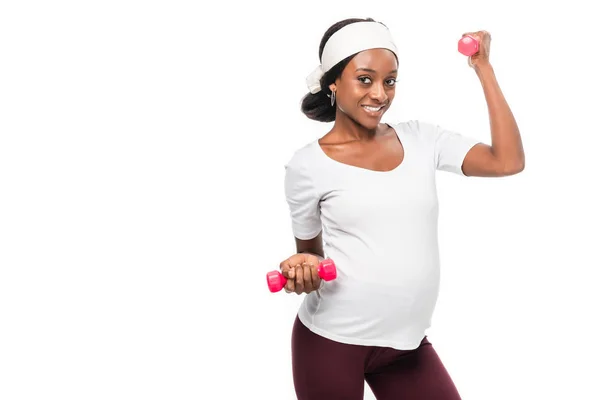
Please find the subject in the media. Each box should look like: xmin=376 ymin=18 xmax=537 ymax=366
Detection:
xmin=306 ymin=21 xmax=399 ymax=94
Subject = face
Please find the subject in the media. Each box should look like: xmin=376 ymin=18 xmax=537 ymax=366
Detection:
xmin=330 ymin=48 xmax=398 ymax=130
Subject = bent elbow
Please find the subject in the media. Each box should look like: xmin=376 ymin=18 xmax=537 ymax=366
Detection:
xmin=503 ymin=160 xmax=525 ymax=176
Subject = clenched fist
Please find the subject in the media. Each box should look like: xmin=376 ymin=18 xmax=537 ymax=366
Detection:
xmin=462 ymin=30 xmax=491 ymax=69
xmin=279 ymin=253 xmax=324 ymax=295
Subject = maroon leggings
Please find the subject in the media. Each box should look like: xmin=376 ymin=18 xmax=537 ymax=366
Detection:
xmin=291 ymin=315 xmax=462 ymax=400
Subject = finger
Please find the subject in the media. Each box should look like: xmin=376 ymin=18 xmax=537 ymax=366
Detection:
xmin=280 ymin=259 xmax=293 ymax=279
xmin=285 ymin=278 xmax=295 ymax=293
xmin=284 ymin=266 xmax=295 ymax=292
xmin=295 ymin=264 xmax=304 ymax=294
xmin=472 ymin=31 xmax=491 ymax=44
xmin=280 ymin=253 xmax=308 ymax=279
xmin=302 ymin=262 xmax=313 ymax=293
xmin=462 ymin=32 xmax=482 ymax=45
xmin=285 ymin=260 xmax=296 ymax=279
xmin=473 ymin=33 xmax=485 ymax=43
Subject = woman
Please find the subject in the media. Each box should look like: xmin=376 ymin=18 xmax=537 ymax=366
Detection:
xmin=280 ymin=17 xmax=524 ymax=399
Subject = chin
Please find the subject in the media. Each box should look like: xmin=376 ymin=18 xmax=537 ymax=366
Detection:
xmin=341 ymin=107 xmax=385 ymax=130
xmin=361 ymin=121 xmax=379 ymax=130
xmin=358 ymin=115 xmax=383 ymax=130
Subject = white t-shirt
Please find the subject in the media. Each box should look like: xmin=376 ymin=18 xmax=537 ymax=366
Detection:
xmin=283 ymin=120 xmax=480 ymax=350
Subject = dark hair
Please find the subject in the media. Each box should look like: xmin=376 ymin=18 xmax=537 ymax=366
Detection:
xmin=300 ymin=18 xmax=377 ymax=122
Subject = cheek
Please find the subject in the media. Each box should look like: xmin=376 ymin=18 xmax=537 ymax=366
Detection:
xmin=387 ymin=88 xmax=397 ymax=101
xmin=336 ymin=97 xmax=355 ymax=115
xmin=336 ymin=91 xmax=359 ymax=110
xmin=336 ymin=99 xmax=351 ymax=115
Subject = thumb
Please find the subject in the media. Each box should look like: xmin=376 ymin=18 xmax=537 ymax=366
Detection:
xmin=280 ymin=254 xmax=303 ymax=279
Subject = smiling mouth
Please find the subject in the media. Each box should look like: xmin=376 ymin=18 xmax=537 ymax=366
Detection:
xmin=362 ymin=105 xmax=386 ymax=113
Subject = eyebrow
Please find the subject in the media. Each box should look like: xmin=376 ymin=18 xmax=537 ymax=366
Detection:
xmin=355 ymin=68 xmax=398 ymax=74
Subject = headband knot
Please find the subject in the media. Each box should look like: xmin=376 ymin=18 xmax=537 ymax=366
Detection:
xmin=306 ymin=65 xmax=324 ymax=94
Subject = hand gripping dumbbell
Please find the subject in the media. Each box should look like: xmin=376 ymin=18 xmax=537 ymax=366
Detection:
xmin=266 ymin=258 xmax=337 ymax=293
xmin=458 ymin=35 xmax=479 ymax=56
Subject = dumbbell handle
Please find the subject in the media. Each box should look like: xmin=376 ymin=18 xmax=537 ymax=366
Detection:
xmin=266 ymin=258 xmax=337 ymax=293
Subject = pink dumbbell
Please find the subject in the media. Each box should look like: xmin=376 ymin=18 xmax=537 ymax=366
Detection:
xmin=266 ymin=258 xmax=337 ymax=293
xmin=458 ymin=35 xmax=479 ymax=56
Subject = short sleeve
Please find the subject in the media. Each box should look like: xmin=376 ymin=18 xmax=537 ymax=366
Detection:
xmin=284 ymin=153 xmax=322 ymax=240
xmin=431 ymin=123 xmax=480 ymax=176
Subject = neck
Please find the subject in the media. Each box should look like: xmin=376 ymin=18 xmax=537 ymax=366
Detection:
xmin=330 ymin=111 xmax=385 ymax=141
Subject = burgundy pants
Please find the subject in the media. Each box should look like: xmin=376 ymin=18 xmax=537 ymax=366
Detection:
xmin=291 ymin=315 xmax=462 ymax=400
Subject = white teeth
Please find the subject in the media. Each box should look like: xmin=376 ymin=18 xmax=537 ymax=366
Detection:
xmin=363 ymin=105 xmax=383 ymax=112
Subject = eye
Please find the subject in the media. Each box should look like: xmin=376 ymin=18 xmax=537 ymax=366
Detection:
xmin=358 ymin=76 xmax=372 ymax=84
xmin=386 ymin=78 xmax=397 ymax=86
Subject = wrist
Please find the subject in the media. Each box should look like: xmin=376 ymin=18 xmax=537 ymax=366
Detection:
xmin=301 ymin=251 xmax=324 ymax=262
xmin=474 ymin=61 xmax=494 ymax=77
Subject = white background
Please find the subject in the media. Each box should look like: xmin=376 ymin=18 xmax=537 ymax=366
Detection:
xmin=1 ymin=1 xmax=599 ymax=399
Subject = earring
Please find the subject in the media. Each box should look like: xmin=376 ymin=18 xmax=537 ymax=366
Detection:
xmin=330 ymin=90 xmax=336 ymax=106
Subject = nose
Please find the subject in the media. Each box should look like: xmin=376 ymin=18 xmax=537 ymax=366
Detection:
xmin=369 ymin=82 xmax=387 ymax=103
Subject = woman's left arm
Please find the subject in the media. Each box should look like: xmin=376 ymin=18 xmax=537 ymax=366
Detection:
xmin=460 ymin=31 xmax=525 ymax=177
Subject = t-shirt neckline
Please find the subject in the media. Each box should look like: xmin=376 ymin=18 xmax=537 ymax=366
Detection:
xmin=314 ymin=123 xmax=405 ymax=174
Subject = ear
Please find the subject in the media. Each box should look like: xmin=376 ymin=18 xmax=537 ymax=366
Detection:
xmin=329 ymin=83 xmax=336 ymax=93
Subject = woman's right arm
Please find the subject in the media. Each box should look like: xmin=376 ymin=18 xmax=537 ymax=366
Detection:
xmin=280 ymin=231 xmax=324 ymax=294
xmin=295 ymin=231 xmax=324 ymax=261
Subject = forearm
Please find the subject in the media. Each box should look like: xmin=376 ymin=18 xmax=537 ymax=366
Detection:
xmin=476 ymin=63 xmax=525 ymax=171
xmin=295 ymin=233 xmax=325 ymax=261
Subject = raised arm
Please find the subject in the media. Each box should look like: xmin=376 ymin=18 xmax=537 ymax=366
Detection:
xmin=461 ymin=31 xmax=525 ymax=177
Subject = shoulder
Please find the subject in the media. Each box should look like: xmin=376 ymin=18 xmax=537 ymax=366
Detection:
xmin=285 ymin=140 xmax=319 ymax=167
xmin=284 ymin=140 xmax=322 ymax=182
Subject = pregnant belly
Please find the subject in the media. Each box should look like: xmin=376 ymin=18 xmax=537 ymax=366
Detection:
xmin=314 ymin=271 xmax=440 ymax=338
